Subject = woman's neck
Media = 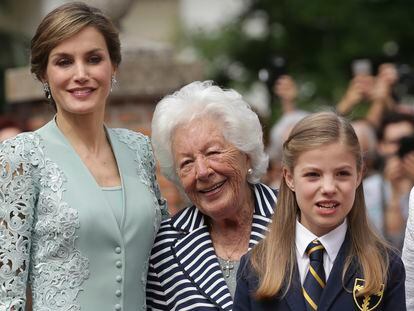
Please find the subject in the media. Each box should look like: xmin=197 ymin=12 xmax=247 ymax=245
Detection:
xmin=209 ymin=188 xmax=255 ymax=261
xmin=56 ymin=111 xmax=106 ymax=154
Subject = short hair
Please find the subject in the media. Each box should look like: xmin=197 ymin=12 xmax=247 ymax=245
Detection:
xmin=30 ymin=1 xmax=121 ymax=81
xmin=377 ymin=112 xmax=414 ymax=141
xmin=151 ymin=80 xmax=268 ymax=187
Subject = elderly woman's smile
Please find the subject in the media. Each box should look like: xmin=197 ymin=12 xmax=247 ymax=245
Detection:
xmin=147 ymin=81 xmax=276 ymax=309
xmin=198 ymin=180 xmax=226 ymax=193
xmin=172 ymin=117 xmax=252 ymax=219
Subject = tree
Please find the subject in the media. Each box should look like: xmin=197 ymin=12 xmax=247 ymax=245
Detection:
xmin=185 ymin=0 xmax=414 ymax=121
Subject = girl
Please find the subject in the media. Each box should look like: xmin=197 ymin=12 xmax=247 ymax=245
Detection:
xmin=234 ymin=112 xmax=405 ymax=310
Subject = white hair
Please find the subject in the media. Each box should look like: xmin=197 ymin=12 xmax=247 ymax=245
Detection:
xmin=151 ymin=80 xmax=268 ymax=187
xmin=268 ymin=110 xmax=309 ymax=161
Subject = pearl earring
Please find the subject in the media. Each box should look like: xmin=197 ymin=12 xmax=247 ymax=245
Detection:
xmin=247 ymin=168 xmax=253 ymax=175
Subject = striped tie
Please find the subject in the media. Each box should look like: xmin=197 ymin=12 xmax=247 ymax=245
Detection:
xmin=303 ymin=239 xmax=325 ymax=311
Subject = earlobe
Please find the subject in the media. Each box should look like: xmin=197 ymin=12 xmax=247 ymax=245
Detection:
xmin=356 ymin=171 xmax=363 ymax=187
xmin=283 ymin=167 xmax=295 ymax=192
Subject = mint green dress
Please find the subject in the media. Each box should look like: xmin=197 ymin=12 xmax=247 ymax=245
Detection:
xmin=0 ymin=119 xmax=167 ymax=311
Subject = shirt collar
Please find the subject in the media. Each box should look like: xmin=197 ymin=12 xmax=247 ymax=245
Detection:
xmin=295 ymin=218 xmax=348 ymax=261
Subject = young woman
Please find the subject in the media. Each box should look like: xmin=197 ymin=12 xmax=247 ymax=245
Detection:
xmin=0 ymin=3 xmax=166 ymax=310
xmin=234 ymin=111 xmax=406 ymax=310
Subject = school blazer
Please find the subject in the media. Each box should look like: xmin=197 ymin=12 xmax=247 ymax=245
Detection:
xmin=233 ymin=235 xmax=406 ymax=311
xmin=146 ymin=183 xmax=277 ymax=310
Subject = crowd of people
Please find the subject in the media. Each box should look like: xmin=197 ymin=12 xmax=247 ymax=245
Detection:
xmin=0 ymin=1 xmax=413 ymax=310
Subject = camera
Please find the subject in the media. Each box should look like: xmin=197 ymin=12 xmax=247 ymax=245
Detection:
xmin=398 ymin=135 xmax=414 ymax=158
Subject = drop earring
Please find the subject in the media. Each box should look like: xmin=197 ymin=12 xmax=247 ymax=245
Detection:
xmin=43 ymin=82 xmax=51 ymax=100
xmin=111 ymin=75 xmax=117 ymax=92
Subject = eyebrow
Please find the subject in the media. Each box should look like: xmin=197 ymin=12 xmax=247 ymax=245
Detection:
xmin=49 ymin=48 xmax=105 ymax=59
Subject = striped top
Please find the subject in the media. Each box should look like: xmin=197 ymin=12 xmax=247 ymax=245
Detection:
xmin=146 ymin=183 xmax=277 ymax=310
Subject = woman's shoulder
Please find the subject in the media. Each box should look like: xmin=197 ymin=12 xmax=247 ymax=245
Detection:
xmin=109 ymin=127 xmax=155 ymax=164
xmin=109 ymin=127 xmax=150 ymax=147
xmin=1 ymin=131 xmax=44 ymax=164
xmin=152 ymin=206 xmax=201 ymax=248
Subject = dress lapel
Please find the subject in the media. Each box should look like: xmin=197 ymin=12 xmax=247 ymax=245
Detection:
xmin=171 ymin=208 xmax=233 ymax=311
xmin=39 ymin=119 xmax=123 ymax=236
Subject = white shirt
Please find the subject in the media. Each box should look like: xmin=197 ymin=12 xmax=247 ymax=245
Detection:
xmin=295 ymin=219 xmax=347 ymax=285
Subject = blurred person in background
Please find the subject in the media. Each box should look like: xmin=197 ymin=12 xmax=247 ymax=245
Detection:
xmin=266 ymin=75 xmax=308 ymax=188
xmin=146 ymin=81 xmax=277 ymax=310
xmin=337 ymin=62 xmax=399 ymax=129
xmin=376 ymin=112 xmax=414 ymax=249
xmin=351 ymin=119 xmax=384 ymax=232
xmin=0 ymin=3 xmax=166 ymax=310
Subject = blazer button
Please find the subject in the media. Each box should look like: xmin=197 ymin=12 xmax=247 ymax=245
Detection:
xmin=115 ymin=290 xmax=122 ymax=297
xmin=115 ymin=247 xmax=122 ymax=254
xmin=115 ymin=275 xmax=122 ymax=283
xmin=114 ymin=304 xmax=122 ymax=311
xmin=115 ymin=260 xmax=122 ymax=268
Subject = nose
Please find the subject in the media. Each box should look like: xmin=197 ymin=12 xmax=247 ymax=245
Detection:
xmin=320 ymin=176 xmax=336 ymax=195
xmin=194 ymin=157 xmax=212 ymax=180
xmin=73 ymin=62 xmax=88 ymax=83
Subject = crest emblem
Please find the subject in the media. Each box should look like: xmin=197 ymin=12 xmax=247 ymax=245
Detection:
xmin=353 ymin=278 xmax=384 ymax=311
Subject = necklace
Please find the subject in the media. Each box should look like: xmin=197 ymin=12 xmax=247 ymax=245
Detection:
xmin=220 ymin=258 xmax=235 ymax=278
xmin=211 ymin=224 xmax=251 ymax=278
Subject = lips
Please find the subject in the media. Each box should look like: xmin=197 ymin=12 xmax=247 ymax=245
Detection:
xmin=199 ymin=180 xmax=226 ymax=193
xmin=68 ymin=87 xmax=95 ymax=98
xmin=316 ymin=200 xmax=339 ymax=209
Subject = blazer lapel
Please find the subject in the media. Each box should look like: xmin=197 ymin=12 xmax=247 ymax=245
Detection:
xmin=318 ymin=234 xmax=357 ymax=310
xmin=171 ymin=208 xmax=233 ymax=311
xmin=169 ymin=183 xmax=277 ymax=311
xmin=284 ymin=268 xmax=307 ymax=311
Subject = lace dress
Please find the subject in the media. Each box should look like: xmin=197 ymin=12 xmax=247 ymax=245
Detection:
xmin=0 ymin=119 xmax=166 ymax=311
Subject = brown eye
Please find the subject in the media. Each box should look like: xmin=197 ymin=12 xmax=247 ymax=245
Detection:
xmin=56 ymin=58 xmax=72 ymax=67
xmin=89 ymin=55 xmax=102 ymax=64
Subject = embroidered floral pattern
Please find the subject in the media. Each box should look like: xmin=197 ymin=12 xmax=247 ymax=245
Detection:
xmin=114 ymin=128 xmax=167 ymax=223
xmin=114 ymin=128 xmax=167 ymax=310
xmin=0 ymin=133 xmax=89 ymax=311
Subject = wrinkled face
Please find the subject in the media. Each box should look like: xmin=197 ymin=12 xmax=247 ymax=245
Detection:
xmin=172 ymin=117 xmax=251 ymax=220
xmin=44 ymin=26 xmax=115 ymax=117
xmin=284 ymin=142 xmax=362 ymax=236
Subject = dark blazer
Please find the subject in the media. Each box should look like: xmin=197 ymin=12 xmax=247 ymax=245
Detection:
xmin=234 ymin=236 xmax=406 ymax=311
xmin=146 ymin=183 xmax=277 ymax=310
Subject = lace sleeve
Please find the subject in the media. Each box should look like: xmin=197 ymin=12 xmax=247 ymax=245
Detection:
xmin=0 ymin=134 xmax=40 ymax=310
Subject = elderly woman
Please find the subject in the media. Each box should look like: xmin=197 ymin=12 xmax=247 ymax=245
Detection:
xmin=146 ymin=81 xmax=277 ymax=310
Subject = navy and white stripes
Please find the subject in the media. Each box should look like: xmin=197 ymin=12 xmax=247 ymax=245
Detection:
xmin=146 ymin=183 xmax=277 ymax=310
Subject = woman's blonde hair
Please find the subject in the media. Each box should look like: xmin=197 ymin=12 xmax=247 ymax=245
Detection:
xmin=252 ymin=111 xmax=389 ymax=299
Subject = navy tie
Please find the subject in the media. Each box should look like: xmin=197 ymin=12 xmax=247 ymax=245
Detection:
xmin=303 ymin=239 xmax=326 ymax=311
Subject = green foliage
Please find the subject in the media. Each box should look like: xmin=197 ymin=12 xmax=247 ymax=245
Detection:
xmin=186 ymin=0 xmax=414 ymax=111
